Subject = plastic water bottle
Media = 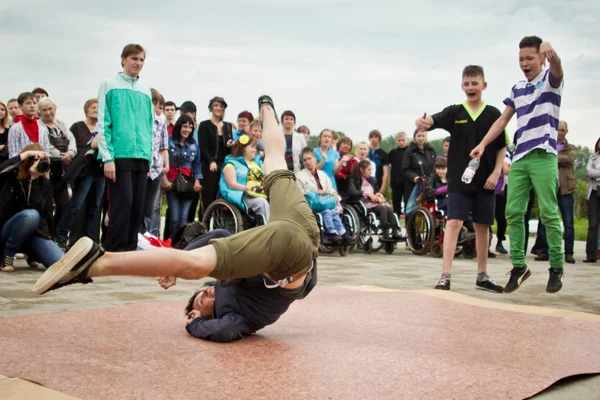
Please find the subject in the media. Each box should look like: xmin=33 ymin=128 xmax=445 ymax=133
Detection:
xmin=462 ymin=158 xmax=480 ymax=184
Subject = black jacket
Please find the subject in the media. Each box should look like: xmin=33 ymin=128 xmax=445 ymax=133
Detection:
xmin=346 ymin=175 xmax=377 ymax=203
xmin=0 ymin=156 xmax=55 ymax=240
xmin=198 ymin=120 xmax=233 ymax=166
xmin=401 ymin=142 xmax=437 ymax=183
xmin=186 ymin=263 xmax=317 ymax=342
xmin=388 ymin=146 xmax=408 ymax=189
xmin=425 ymin=172 xmax=447 ymax=199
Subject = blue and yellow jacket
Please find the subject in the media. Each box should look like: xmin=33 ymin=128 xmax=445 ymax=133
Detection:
xmin=219 ymin=155 xmax=264 ymax=211
xmin=97 ymin=72 xmax=153 ymax=163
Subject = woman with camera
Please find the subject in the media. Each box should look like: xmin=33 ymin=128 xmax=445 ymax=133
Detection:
xmin=0 ymin=144 xmax=64 ymax=272
xmin=163 ymin=115 xmax=202 ymax=240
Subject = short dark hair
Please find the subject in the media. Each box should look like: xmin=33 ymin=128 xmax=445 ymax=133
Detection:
xmin=434 ymin=157 xmax=448 ymax=168
xmin=179 ymin=101 xmax=197 ymax=115
xmin=32 ymin=87 xmax=49 ymax=96
xmin=164 ymin=101 xmax=176 ymax=109
xmin=17 ymin=92 xmax=35 ymax=105
xmin=443 ymin=136 xmax=451 ymax=144
xmin=462 ymin=65 xmax=485 ymax=79
xmin=150 ymin=88 xmax=165 ymax=107
xmin=172 ymin=115 xmax=196 ymax=144
xmin=184 ymin=290 xmax=202 ymax=316
xmin=368 ymin=130 xmax=382 ymax=141
xmin=281 ymin=110 xmax=296 ymax=123
xmin=337 ymin=136 xmax=353 ymax=151
xmin=301 ymin=146 xmax=314 ymax=158
xmin=519 ymin=36 xmax=542 ymax=52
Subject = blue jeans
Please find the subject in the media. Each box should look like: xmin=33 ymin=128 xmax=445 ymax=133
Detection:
xmin=140 ymin=174 xmax=162 ymax=236
xmin=166 ymin=190 xmax=193 ymax=240
xmin=320 ymin=209 xmax=346 ymax=235
xmin=1 ymin=210 xmax=64 ymax=266
xmin=55 ymin=174 xmax=106 ymax=243
xmin=534 ymin=191 xmax=575 ymax=255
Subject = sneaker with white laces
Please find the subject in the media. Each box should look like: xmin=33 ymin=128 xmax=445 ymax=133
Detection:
xmin=475 ymin=276 xmax=504 ymax=293
xmin=32 ymin=237 xmax=104 ymax=295
xmin=1 ymin=255 xmax=15 ymax=272
xmin=435 ymin=276 xmax=450 ymax=290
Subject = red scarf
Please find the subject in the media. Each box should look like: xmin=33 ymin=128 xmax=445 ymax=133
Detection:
xmin=14 ymin=114 xmax=40 ymax=143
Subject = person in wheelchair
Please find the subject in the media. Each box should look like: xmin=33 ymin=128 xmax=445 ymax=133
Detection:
xmin=220 ymin=133 xmax=270 ymax=223
xmin=296 ymin=147 xmax=355 ymax=245
xmin=334 ymin=136 xmax=356 ymax=199
xmin=424 ymin=157 xmax=449 ymax=215
xmin=348 ymin=160 xmax=402 ymax=241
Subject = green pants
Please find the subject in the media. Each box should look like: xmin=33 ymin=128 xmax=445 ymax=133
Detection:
xmin=506 ymin=150 xmax=563 ymax=269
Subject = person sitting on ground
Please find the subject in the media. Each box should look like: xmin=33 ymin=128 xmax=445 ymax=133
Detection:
xmin=163 ymin=115 xmax=202 ymax=240
xmin=334 ymin=136 xmax=356 ymax=198
xmin=296 ymin=147 xmax=355 ymax=245
xmin=348 ymin=160 xmax=403 ymax=240
xmin=0 ymin=145 xmax=64 ymax=271
xmin=32 ymin=95 xmax=320 ymax=306
xmin=220 ymin=133 xmax=270 ymax=223
xmin=152 ymin=228 xmax=317 ymax=343
xmin=425 ymin=157 xmax=449 ymax=214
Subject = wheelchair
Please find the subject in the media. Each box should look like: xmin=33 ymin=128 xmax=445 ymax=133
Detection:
xmin=406 ymin=179 xmax=476 ymax=258
xmin=343 ymin=200 xmax=405 ymax=255
xmin=314 ymin=212 xmax=352 ymax=257
xmin=202 ymin=198 xmax=266 ymax=234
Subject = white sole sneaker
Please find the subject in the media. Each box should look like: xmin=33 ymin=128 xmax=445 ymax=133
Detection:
xmin=32 ymin=237 xmax=95 ymax=295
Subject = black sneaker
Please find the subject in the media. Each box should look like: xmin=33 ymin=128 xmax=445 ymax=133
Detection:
xmin=1 ymin=255 xmax=15 ymax=272
xmin=546 ymin=268 xmax=564 ymax=293
xmin=32 ymin=237 xmax=104 ymax=295
xmin=496 ymin=243 xmax=508 ymax=254
xmin=488 ymin=251 xmax=497 ymax=259
xmin=435 ymin=276 xmax=450 ymax=290
xmin=504 ymin=265 xmax=531 ymax=293
xmin=258 ymin=95 xmax=278 ymax=123
xmin=341 ymin=231 xmax=356 ymax=244
xmin=475 ymin=276 xmax=504 ymax=293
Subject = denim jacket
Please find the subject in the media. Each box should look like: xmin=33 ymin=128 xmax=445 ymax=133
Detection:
xmin=168 ymin=137 xmax=202 ymax=179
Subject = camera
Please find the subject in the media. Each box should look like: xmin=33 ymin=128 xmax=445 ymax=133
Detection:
xmin=36 ymin=158 xmax=50 ymax=173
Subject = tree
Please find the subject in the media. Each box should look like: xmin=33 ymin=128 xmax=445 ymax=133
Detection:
xmin=575 ymin=145 xmax=591 ymax=181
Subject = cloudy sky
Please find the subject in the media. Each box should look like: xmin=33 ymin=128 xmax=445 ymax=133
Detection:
xmin=2 ymin=0 xmax=598 ymax=149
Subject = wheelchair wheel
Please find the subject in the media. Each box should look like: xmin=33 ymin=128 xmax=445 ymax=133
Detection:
xmin=202 ymin=199 xmax=244 ymax=234
xmin=319 ymin=244 xmax=337 ymax=255
xmin=362 ymin=214 xmax=383 ymax=253
xmin=342 ymin=205 xmax=360 ymax=251
xmin=406 ymin=207 xmax=435 ymax=255
xmin=430 ymin=239 xmax=443 ymax=258
xmin=384 ymin=242 xmax=395 ymax=255
xmin=462 ymin=239 xmax=477 ymax=259
xmin=339 ymin=245 xmax=350 ymax=257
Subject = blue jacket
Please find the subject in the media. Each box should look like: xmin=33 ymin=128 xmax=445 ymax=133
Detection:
xmin=219 ymin=155 xmax=264 ymax=211
xmin=168 ymin=137 xmax=202 ymax=179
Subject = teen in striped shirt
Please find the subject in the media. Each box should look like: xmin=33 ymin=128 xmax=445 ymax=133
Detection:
xmin=470 ymin=36 xmax=565 ymax=294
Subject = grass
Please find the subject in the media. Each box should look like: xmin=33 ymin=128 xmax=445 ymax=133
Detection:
xmin=575 ymin=217 xmax=588 ymax=241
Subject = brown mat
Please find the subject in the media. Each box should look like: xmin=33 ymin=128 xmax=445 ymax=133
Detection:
xmin=1 ymin=288 xmax=599 ymax=400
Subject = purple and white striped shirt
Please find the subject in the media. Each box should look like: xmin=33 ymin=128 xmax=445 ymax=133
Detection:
xmin=504 ymin=69 xmax=563 ymax=162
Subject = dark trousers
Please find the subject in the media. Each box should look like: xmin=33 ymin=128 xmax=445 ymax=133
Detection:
xmin=391 ymin=186 xmax=406 ymax=217
xmin=534 ymin=191 xmax=575 ymax=256
xmin=586 ymin=191 xmax=600 ymax=261
xmin=495 ymin=190 xmax=507 ymax=242
xmin=104 ymin=171 xmax=147 ymax=252
xmin=200 ymin=164 xmax=221 ymax=212
xmin=50 ymin=173 xmax=69 ymax=234
xmin=372 ymin=205 xmax=397 ymax=229
xmin=140 ymin=174 xmax=162 ymax=235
